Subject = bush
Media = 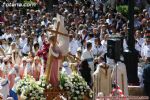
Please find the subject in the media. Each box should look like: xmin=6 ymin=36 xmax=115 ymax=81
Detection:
xmin=116 ymin=5 xmax=128 ymax=18
xmin=116 ymin=5 xmax=140 ymax=18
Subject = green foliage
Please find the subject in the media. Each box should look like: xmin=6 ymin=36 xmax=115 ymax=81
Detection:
xmin=116 ymin=5 xmax=140 ymax=18
xmin=116 ymin=5 xmax=128 ymax=18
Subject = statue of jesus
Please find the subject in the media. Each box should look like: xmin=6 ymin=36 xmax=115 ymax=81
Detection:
xmin=45 ymin=14 xmax=69 ymax=87
xmin=47 ymin=35 xmax=62 ymax=87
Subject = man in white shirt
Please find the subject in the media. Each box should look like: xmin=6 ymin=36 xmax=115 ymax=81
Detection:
xmin=87 ymin=33 xmax=95 ymax=49
xmin=69 ymin=34 xmax=79 ymax=56
xmin=21 ymin=39 xmax=31 ymax=56
xmin=19 ymin=33 xmax=27 ymax=50
xmin=106 ymin=14 xmax=113 ymax=25
xmin=135 ymin=30 xmax=144 ymax=54
xmin=92 ymin=38 xmax=105 ymax=57
xmin=141 ymin=32 xmax=150 ymax=59
xmin=81 ymin=42 xmax=94 ymax=74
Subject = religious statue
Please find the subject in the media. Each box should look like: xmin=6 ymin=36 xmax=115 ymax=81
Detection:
xmin=47 ymin=35 xmax=62 ymax=86
xmin=93 ymin=62 xmax=112 ymax=99
xmin=45 ymin=14 xmax=69 ymax=87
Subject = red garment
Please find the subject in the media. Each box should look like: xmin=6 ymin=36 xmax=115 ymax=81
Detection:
xmin=0 ymin=16 xmax=5 ymax=23
xmin=49 ymin=57 xmax=59 ymax=87
xmin=48 ymin=46 xmax=62 ymax=87
xmin=0 ymin=69 xmax=3 ymax=77
xmin=37 ymin=41 xmax=50 ymax=68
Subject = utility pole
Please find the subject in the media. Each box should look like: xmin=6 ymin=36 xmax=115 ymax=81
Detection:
xmin=123 ymin=0 xmax=139 ymax=85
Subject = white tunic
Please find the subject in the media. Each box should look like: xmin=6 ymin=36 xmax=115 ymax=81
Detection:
xmin=93 ymin=63 xmax=112 ymax=99
xmin=111 ymin=62 xmax=128 ymax=96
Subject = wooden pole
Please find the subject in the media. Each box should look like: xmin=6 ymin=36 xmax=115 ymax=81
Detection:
xmin=45 ymin=22 xmax=60 ymax=82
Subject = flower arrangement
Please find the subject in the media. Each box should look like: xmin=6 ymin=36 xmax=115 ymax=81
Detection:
xmin=68 ymin=73 xmax=93 ymax=100
xmin=15 ymin=75 xmax=49 ymax=100
xmin=37 ymin=75 xmax=52 ymax=90
xmin=59 ymin=73 xmax=72 ymax=92
xmin=59 ymin=73 xmax=93 ymax=100
xmin=15 ymin=74 xmax=93 ymax=100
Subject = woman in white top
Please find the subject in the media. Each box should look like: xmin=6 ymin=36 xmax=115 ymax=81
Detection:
xmin=7 ymin=42 xmax=18 ymax=55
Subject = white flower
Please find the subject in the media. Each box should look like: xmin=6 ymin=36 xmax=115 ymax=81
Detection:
xmin=66 ymin=87 xmax=69 ymax=90
xmin=73 ymin=97 xmax=78 ymax=100
xmin=71 ymin=89 xmax=74 ymax=92
xmin=90 ymin=94 xmax=93 ymax=98
xmin=81 ymin=92 xmax=84 ymax=95
xmin=20 ymin=94 xmax=27 ymax=99
xmin=42 ymin=83 xmax=45 ymax=87
xmin=64 ymin=83 xmax=67 ymax=86
xmin=80 ymin=86 xmax=83 ymax=89
xmin=76 ymin=91 xmax=80 ymax=94
xmin=47 ymin=84 xmax=51 ymax=89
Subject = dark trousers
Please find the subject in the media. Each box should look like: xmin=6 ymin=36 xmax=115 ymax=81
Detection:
xmin=144 ymin=84 xmax=150 ymax=100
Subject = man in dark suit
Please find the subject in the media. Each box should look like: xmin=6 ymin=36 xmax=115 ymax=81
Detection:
xmin=143 ymin=57 xmax=150 ymax=99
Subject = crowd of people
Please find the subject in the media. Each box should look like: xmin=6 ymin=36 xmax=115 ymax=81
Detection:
xmin=0 ymin=0 xmax=150 ymax=100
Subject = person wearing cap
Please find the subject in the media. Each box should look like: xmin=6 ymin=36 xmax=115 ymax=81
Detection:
xmin=61 ymin=61 xmax=72 ymax=76
xmin=81 ymin=42 xmax=94 ymax=74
